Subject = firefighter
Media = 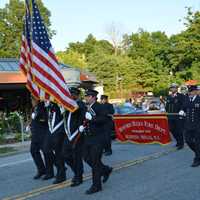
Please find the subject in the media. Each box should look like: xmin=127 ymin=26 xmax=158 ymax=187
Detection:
xmin=82 ymin=89 xmax=113 ymax=195
xmin=165 ymin=83 xmax=185 ymax=150
xmin=30 ymin=97 xmax=54 ymax=180
xmin=180 ymin=85 xmax=200 ymax=167
xmin=100 ymin=95 xmax=115 ymax=156
xmin=62 ymin=87 xmax=86 ymax=187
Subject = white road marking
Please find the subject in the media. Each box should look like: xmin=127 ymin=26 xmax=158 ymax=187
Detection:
xmin=0 ymin=159 xmax=32 ymax=168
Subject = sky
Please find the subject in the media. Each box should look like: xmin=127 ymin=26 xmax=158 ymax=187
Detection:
xmin=0 ymin=0 xmax=200 ymax=51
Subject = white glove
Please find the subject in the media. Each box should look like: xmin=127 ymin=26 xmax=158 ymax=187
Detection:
xmin=179 ymin=110 xmax=186 ymax=116
xmin=79 ymin=125 xmax=85 ymax=133
xmin=160 ymin=108 xmax=165 ymax=112
xmin=59 ymin=106 xmax=65 ymax=114
xmin=25 ymin=125 xmax=30 ymax=133
xmin=44 ymin=101 xmax=50 ymax=107
xmin=31 ymin=112 xmax=36 ymax=120
xmin=85 ymin=112 xmax=92 ymax=120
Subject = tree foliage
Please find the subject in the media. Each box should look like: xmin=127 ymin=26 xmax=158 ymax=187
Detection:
xmin=0 ymin=3 xmax=199 ymax=97
xmin=0 ymin=0 xmax=54 ymax=58
xmin=57 ymin=8 xmax=200 ymax=97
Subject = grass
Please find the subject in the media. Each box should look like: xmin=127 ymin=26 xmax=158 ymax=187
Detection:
xmin=0 ymin=147 xmax=16 ymax=154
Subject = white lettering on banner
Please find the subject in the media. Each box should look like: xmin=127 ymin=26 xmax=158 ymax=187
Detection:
xmin=154 ymin=124 xmax=166 ymax=135
xmin=131 ymin=130 xmax=144 ymax=133
xmin=118 ymin=120 xmax=166 ymax=135
xmin=125 ymin=135 xmax=140 ymax=139
xmin=144 ymin=121 xmax=154 ymax=128
xmin=125 ymin=134 xmax=161 ymax=141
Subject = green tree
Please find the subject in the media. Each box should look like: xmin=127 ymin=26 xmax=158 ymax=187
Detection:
xmin=68 ymin=34 xmax=114 ymax=59
xmin=167 ymin=8 xmax=200 ymax=81
xmin=0 ymin=0 xmax=54 ymax=58
xmin=56 ymin=50 xmax=88 ymax=69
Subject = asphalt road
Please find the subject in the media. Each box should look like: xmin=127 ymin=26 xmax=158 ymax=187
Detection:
xmin=0 ymin=141 xmax=199 ymax=200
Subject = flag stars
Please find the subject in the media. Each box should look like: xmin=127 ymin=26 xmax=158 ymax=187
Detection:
xmin=32 ymin=4 xmax=52 ymax=51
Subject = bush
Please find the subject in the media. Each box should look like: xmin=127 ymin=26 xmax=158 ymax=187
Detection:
xmin=7 ymin=112 xmax=21 ymax=133
xmin=0 ymin=112 xmax=28 ymax=144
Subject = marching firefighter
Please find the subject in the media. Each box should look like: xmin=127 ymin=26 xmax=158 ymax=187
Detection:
xmin=30 ymin=97 xmax=54 ymax=180
xmin=82 ymin=89 xmax=113 ymax=195
xmin=44 ymin=102 xmax=66 ymax=184
xmin=179 ymin=85 xmax=200 ymax=167
xmin=100 ymin=95 xmax=115 ymax=156
xmin=165 ymin=83 xmax=185 ymax=150
xmin=62 ymin=87 xmax=86 ymax=187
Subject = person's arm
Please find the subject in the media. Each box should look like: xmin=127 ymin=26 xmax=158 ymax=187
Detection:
xmin=77 ymin=101 xmax=87 ymax=127
xmin=108 ymin=104 xmax=115 ymax=115
xmin=91 ymin=104 xmax=107 ymax=125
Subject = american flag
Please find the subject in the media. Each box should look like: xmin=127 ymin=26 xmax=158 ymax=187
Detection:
xmin=19 ymin=0 xmax=40 ymax=99
xmin=31 ymin=0 xmax=78 ymax=112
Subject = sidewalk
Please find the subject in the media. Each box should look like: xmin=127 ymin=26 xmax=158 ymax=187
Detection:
xmin=0 ymin=141 xmax=30 ymax=157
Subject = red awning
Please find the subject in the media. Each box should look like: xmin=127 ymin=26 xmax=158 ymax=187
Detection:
xmin=185 ymin=80 xmax=198 ymax=86
xmin=0 ymin=71 xmax=96 ymax=84
xmin=0 ymin=72 xmax=26 ymax=84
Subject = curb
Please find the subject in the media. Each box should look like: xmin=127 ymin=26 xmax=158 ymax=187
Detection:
xmin=0 ymin=147 xmax=29 ymax=158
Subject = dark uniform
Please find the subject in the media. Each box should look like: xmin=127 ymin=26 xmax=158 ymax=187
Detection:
xmin=83 ymin=89 xmax=112 ymax=195
xmin=101 ymin=95 xmax=115 ymax=155
xmin=44 ymin=102 xmax=66 ymax=184
xmin=30 ymin=101 xmax=54 ymax=179
xmin=182 ymin=86 xmax=200 ymax=167
xmin=62 ymin=93 xmax=86 ymax=187
xmin=166 ymin=92 xmax=185 ymax=149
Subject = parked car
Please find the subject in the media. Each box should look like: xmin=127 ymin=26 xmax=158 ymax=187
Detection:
xmin=142 ymin=97 xmax=165 ymax=113
xmin=114 ymin=105 xmax=146 ymax=115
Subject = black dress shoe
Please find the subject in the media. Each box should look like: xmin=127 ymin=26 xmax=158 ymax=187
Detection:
xmin=191 ymin=161 xmax=200 ymax=167
xmin=176 ymin=145 xmax=184 ymax=150
xmin=104 ymin=151 xmax=112 ymax=156
xmin=102 ymin=167 xmax=113 ymax=183
xmin=53 ymin=177 xmax=66 ymax=184
xmin=33 ymin=171 xmax=45 ymax=179
xmin=70 ymin=179 xmax=83 ymax=187
xmin=85 ymin=186 xmax=102 ymax=195
xmin=42 ymin=174 xmax=54 ymax=180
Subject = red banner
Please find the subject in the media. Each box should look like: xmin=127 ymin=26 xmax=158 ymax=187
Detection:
xmin=114 ymin=114 xmax=171 ymax=145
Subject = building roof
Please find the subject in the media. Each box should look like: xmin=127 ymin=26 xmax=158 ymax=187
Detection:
xmin=0 ymin=58 xmax=19 ymax=71
xmin=0 ymin=58 xmax=97 ymax=85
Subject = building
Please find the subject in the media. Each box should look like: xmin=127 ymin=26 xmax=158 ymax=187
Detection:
xmin=0 ymin=58 xmax=97 ymax=113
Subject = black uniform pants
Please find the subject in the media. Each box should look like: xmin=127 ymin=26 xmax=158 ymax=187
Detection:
xmin=103 ymin=123 xmax=113 ymax=153
xmin=62 ymin=137 xmax=83 ymax=179
xmin=43 ymin=132 xmax=65 ymax=180
xmin=30 ymin=139 xmax=46 ymax=174
xmin=83 ymin=142 xmax=110 ymax=188
xmin=30 ymin=128 xmax=54 ymax=175
xmin=185 ymin=130 xmax=200 ymax=161
xmin=168 ymin=119 xmax=184 ymax=147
